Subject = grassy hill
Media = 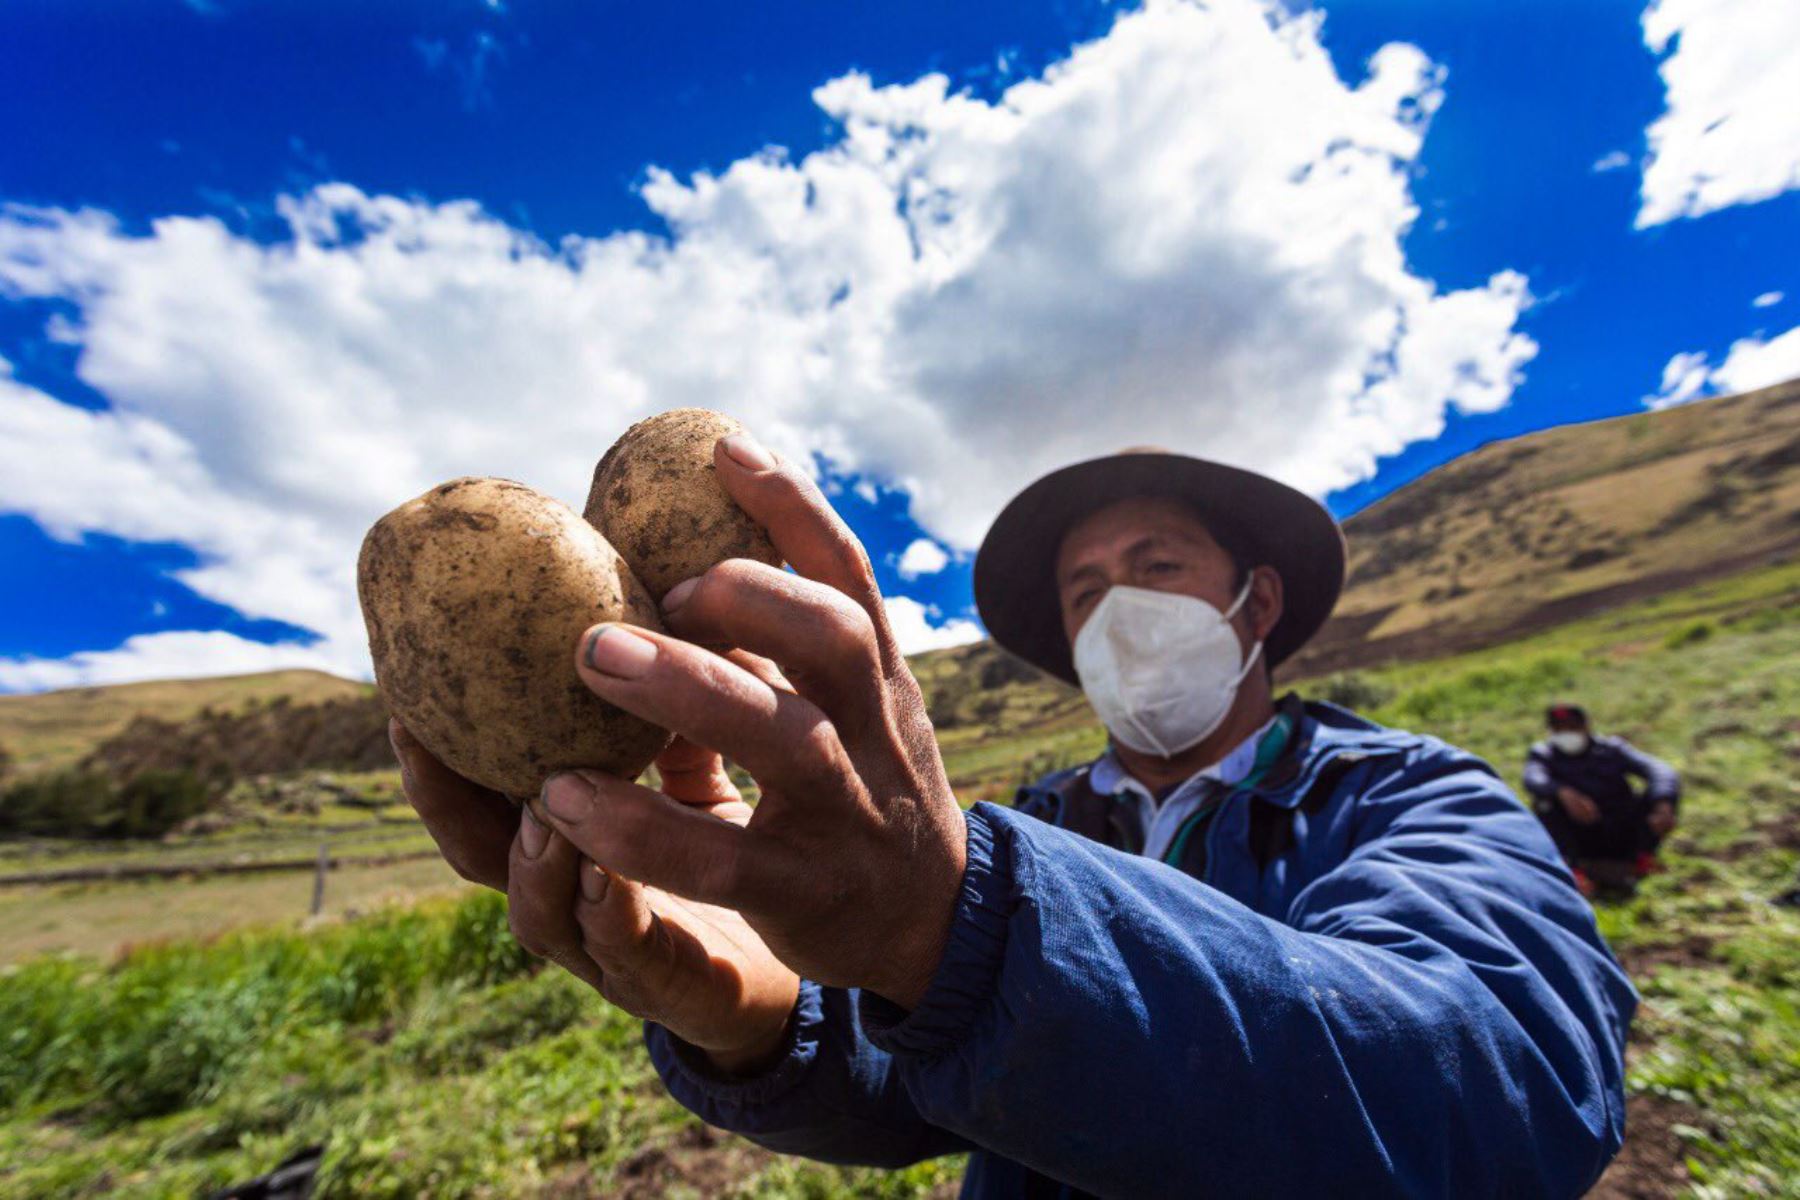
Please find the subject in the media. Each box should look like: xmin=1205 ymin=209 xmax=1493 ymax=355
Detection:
xmin=0 ymin=670 xmax=369 ymax=778
xmin=1285 ymin=378 xmax=1800 ymax=676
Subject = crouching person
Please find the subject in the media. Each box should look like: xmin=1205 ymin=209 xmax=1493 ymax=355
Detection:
xmin=1524 ymin=702 xmax=1680 ymax=897
xmin=395 ymin=437 xmax=1636 ymax=1198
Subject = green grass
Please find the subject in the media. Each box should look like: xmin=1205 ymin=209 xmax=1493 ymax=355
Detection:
xmin=0 ymin=561 xmax=1795 ymax=1196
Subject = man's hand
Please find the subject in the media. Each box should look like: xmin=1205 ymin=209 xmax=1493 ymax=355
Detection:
xmin=393 ymin=722 xmax=801 ymax=1073
xmin=538 ymin=433 xmax=968 ymax=1010
xmin=1648 ymin=803 xmax=1677 ymax=837
xmin=1557 ymin=786 xmax=1600 ymax=826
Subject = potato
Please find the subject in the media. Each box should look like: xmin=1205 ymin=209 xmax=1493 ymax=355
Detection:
xmin=585 ymin=408 xmax=782 ymax=599
xmin=358 ymin=477 xmax=672 ymax=798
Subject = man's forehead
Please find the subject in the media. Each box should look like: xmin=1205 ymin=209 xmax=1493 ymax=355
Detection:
xmin=1055 ymin=496 xmax=1221 ymax=571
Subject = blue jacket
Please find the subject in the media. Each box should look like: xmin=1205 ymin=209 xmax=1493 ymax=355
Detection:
xmin=646 ymin=700 xmax=1636 ymax=1198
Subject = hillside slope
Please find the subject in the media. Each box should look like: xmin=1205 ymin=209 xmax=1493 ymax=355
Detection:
xmin=1285 ymin=378 xmax=1800 ymax=675
xmin=0 ymin=670 xmax=369 ymax=776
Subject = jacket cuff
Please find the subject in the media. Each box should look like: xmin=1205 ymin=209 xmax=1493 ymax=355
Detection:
xmin=859 ymin=802 xmax=1014 ymax=1059
xmin=645 ymin=979 xmax=823 ymax=1106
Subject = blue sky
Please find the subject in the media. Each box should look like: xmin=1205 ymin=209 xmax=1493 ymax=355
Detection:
xmin=1 ymin=0 xmax=1796 ymax=688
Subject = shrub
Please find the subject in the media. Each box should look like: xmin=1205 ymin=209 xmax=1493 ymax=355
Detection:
xmin=1664 ymin=619 xmax=1716 ymax=650
xmin=1310 ymin=671 xmax=1396 ymax=713
xmin=0 ymin=766 xmax=223 ymax=839
xmin=0 ymin=769 xmax=119 ymax=838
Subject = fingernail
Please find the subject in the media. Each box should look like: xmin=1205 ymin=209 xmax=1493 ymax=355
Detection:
xmin=662 ymin=576 xmax=700 ymax=614
xmin=583 ymin=624 xmax=658 ymax=678
xmin=519 ymin=803 xmax=549 ymax=859
xmin=722 ymin=433 xmax=775 ymax=471
xmin=580 ymin=862 xmax=612 ymax=903
xmin=543 ymin=772 xmax=595 ymax=823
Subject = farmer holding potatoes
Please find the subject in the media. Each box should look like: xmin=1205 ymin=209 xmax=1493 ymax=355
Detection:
xmin=392 ymin=435 xmax=1634 ymax=1198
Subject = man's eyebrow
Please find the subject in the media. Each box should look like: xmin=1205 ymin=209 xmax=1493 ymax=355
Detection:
xmin=1059 ymin=561 xmax=1108 ymax=589
xmin=1125 ymin=532 xmax=1202 ymax=560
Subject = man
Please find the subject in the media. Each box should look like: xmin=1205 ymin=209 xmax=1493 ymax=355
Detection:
xmin=1524 ymin=703 xmax=1680 ymax=896
xmin=394 ymin=438 xmax=1635 ymax=1197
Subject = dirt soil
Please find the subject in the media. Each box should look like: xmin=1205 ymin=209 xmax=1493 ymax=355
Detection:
xmin=592 ymin=1123 xmax=775 ymax=1199
xmin=1588 ymin=1094 xmax=1700 ymax=1199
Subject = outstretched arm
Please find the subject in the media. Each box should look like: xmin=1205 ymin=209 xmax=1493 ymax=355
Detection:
xmin=853 ymin=753 xmax=1634 ymax=1197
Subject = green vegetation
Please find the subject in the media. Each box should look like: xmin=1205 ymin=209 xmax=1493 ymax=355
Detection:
xmin=0 ymin=560 xmax=1795 ymax=1196
xmin=0 ymin=890 xmax=960 ymax=1198
xmin=0 ymin=767 xmax=223 ymax=841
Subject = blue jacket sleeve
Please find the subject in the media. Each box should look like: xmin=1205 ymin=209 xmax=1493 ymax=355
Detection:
xmin=858 ymin=750 xmax=1636 ymax=1198
xmin=643 ymin=980 xmax=972 ymax=1167
xmin=1613 ymin=738 xmax=1680 ymax=807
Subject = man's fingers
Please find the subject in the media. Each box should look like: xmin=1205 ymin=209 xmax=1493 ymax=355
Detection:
xmin=661 ymin=559 xmax=884 ymax=726
xmin=504 ymin=810 xmax=605 ymax=991
xmin=725 ymin=647 xmax=794 ymax=695
xmin=540 ymin=770 xmax=778 ymax=908
xmin=391 ymin=719 xmax=515 ymax=891
xmin=574 ymin=624 xmax=850 ymax=800
xmin=654 ymin=737 xmax=744 ymax=809
xmin=712 ymin=437 xmax=888 ymax=620
xmin=572 ymin=862 xmax=665 ymax=1005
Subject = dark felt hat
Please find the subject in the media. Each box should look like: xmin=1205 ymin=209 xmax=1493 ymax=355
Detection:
xmin=972 ymin=451 xmax=1345 ymax=685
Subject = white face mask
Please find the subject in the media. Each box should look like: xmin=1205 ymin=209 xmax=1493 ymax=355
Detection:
xmin=1073 ymin=579 xmax=1263 ymax=759
xmin=1549 ymin=731 xmax=1590 ymax=755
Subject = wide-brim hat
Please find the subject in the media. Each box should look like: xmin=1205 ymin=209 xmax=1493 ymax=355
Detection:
xmin=973 ymin=451 xmax=1345 ymax=685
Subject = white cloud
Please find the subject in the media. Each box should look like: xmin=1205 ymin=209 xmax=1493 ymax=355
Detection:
xmin=1646 ymin=323 xmax=1800 ymax=409
xmin=0 ymin=0 xmax=1536 ymax=689
xmin=1752 ymin=291 xmax=1783 ymax=309
xmin=1636 ymin=0 xmax=1800 ymax=226
xmin=1645 ymin=350 xmax=1712 ymax=410
xmin=895 ymin=537 xmax=951 ymax=579
xmin=883 ymin=597 xmax=984 ymax=656
xmin=1591 ymin=150 xmax=1632 ymax=173
xmin=0 ymin=631 xmax=338 ymax=692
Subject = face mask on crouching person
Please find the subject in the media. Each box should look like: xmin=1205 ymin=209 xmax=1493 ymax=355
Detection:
xmin=1549 ymin=731 xmax=1591 ymax=756
xmin=1073 ymin=577 xmax=1262 ymax=759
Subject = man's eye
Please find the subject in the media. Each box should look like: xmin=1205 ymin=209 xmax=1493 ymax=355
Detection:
xmin=1074 ymin=589 xmax=1101 ymax=609
xmin=1146 ymin=561 xmax=1181 ymax=575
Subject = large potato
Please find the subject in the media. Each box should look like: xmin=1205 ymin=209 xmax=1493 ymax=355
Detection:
xmin=358 ymin=477 xmax=671 ymax=798
xmin=585 ymin=408 xmax=782 ymax=599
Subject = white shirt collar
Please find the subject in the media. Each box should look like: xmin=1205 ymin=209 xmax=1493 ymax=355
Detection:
xmin=1089 ymin=712 xmax=1279 ymax=803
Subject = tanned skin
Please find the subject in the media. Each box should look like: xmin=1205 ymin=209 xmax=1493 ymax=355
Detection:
xmin=1055 ymin=496 xmax=1284 ymax=795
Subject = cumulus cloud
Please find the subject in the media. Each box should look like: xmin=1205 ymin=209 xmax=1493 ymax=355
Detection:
xmin=895 ymin=538 xmax=951 ymax=580
xmin=1752 ymin=291 xmax=1783 ymax=309
xmin=883 ymin=597 xmax=984 ymax=655
xmin=1646 ymin=323 xmax=1800 ymax=409
xmin=0 ymin=631 xmax=339 ymax=692
xmin=0 ymin=0 xmax=1536 ymax=688
xmin=1637 ymin=0 xmax=1800 ymax=226
xmin=1591 ymin=150 xmax=1632 ymax=173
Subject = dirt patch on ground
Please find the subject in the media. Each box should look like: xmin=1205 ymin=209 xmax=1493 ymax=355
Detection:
xmin=1617 ymin=933 xmax=1720 ymax=979
xmin=1588 ymin=1093 xmax=1703 ymax=1199
xmin=538 ymin=1123 xmax=776 ymax=1199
